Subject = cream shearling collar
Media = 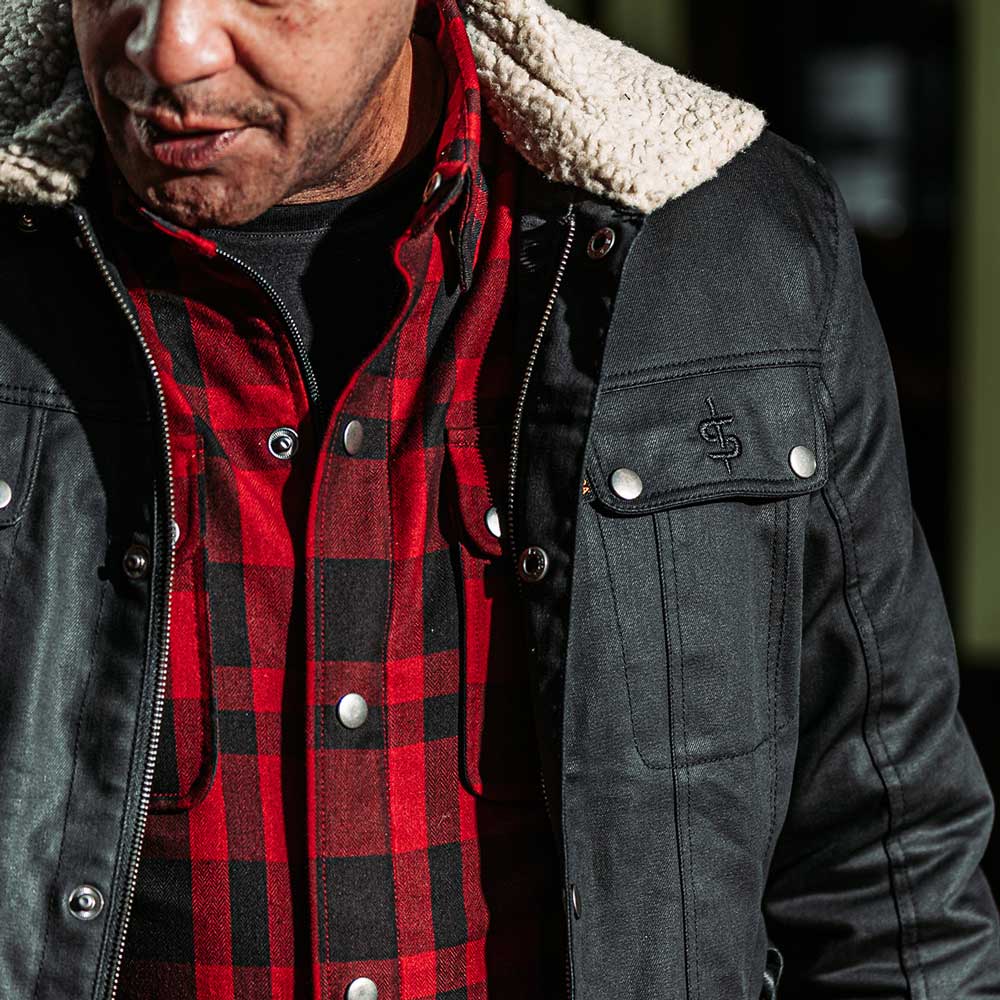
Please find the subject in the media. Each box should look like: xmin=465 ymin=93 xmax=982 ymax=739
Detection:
xmin=0 ymin=0 xmax=765 ymax=214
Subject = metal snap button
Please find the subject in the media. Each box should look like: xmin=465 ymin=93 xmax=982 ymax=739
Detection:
xmin=336 ymin=693 xmax=369 ymax=730
xmin=788 ymin=445 xmax=817 ymax=480
xmin=123 ymin=543 xmax=150 ymax=580
xmin=569 ymin=883 xmax=582 ymax=919
xmin=422 ymin=171 xmax=443 ymax=204
xmin=268 ymin=427 xmax=299 ymax=460
xmin=610 ymin=468 xmax=643 ymax=501
xmin=17 ymin=212 xmax=37 ymax=234
xmin=0 ymin=479 xmax=11 ymax=510
xmin=68 ymin=884 xmax=104 ymax=921
xmin=345 ymin=977 xmax=378 ymax=1000
xmin=518 ymin=545 xmax=549 ymax=584
xmin=170 ymin=518 xmax=181 ymax=548
xmin=343 ymin=419 xmax=365 ymax=456
xmin=484 ymin=506 xmax=502 ymax=539
xmin=587 ymin=226 xmax=616 ymax=260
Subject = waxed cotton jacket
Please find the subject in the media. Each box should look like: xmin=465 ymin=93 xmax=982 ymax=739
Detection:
xmin=1 ymin=0 xmax=1000 ymax=997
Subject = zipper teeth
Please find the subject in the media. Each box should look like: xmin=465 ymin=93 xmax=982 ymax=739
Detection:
xmin=215 ymin=247 xmax=322 ymax=411
xmin=504 ymin=209 xmax=576 ymax=1000
xmin=506 ymin=209 xmax=576 ymax=569
xmin=73 ymin=210 xmax=177 ymax=1000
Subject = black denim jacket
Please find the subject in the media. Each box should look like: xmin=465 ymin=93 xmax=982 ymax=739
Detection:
xmin=0 ymin=129 xmax=997 ymax=998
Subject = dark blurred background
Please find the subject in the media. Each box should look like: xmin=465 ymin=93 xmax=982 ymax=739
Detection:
xmin=552 ymin=0 xmax=1000 ymax=887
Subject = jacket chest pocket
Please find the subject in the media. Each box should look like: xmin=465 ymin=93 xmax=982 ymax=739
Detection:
xmin=587 ymin=362 xmax=828 ymax=769
xmin=150 ymin=435 xmax=215 ymax=811
xmin=446 ymin=425 xmax=543 ymax=802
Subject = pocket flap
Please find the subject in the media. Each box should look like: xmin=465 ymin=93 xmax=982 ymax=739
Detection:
xmin=588 ymin=364 xmax=828 ymax=513
xmin=445 ymin=425 xmax=506 ymax=558
xmin=0 ymin=403 xmax=45 ymax=528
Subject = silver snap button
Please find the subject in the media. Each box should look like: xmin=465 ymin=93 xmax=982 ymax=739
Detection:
xmin=17 ymin=213 xmax=37 ymax=234
xmin=343 ymin=419 xmax=365 ymax=456
xmin=123 ymin=543 xmax=150 ymax=580
xmin=609 ymin=468 xmax=643 ymax=501
xmin=484 ymin=506 xmax=502 ymax=539
xmin=570 ymin=883 xmax=582 ymax=919
xmin=587 ymin=227 xmax=616 ymax=260
xmin=788 ymin=445 xmax=817 ymax=480
xmin=68 ymin=885 xmax=104 ymax=921
xmin=268 ymin=427 xmax=299 ymax=460
xmin=170 ymin=518 xmax=181 ymax=548
xmin=336 ymin=693 xmax=369 ymax=730
xmin=345 ymin=977 xmax=378 ymax=1000
xmin=518 ymin=545 xmax=549 ymax=584
xmin=0 ymin=479 xmax=11 ymax=510
xmin=423 ymin=171 xmax=443 ymax=203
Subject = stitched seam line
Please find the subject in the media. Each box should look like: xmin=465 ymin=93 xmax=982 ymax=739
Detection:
xmin=654 ymin=513 xmax=693 ymax=1000
xmin=681 ymin=716 xmax=794 ymax=768
xmin=605 ymin=348 xmax=822 ymax=384
xmin=594 ymin=513 xmax=669 ymax=770
xmin=664 ymin=510 xmax=700 ymax=1000
xmin=602 ymin=359 xmax=822 ymax=393
xmin=0 ymin=385 xmax=149 ymax=421
xmin=819 ymin=334 xmax=925 ymax=993
xmin=1 ymin=406 xmax=47 ymax=527
xmin=33 ymin=582 xmax=108 ymax=1000
xmin=590 ymin=477 xmax=825 ymax=515
xmin=763 ymin=502 xmax=779 ymax=860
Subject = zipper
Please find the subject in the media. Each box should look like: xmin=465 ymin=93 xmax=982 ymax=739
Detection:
xmin=72 ymin=207 xmax=177 ymax=1000
xmin=214 ymin=247 xmax=323 ymax=419
xmin=505 ymin=206 xmax=576 ymax=831
xmin=504 ymin=207 xmax=576 ymax=1000
xmin=505 ymin=207 xmax=577 ymax=570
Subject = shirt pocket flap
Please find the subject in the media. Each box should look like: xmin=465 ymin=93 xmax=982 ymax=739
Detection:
xmin=445 ymin=425 xmax=506 ymax=558
xmin=587 ymin=363 xmax=829 ymax=513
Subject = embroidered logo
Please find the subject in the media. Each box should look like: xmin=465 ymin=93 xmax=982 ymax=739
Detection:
xmin=698 ymin=396 xmax=742 ymax=475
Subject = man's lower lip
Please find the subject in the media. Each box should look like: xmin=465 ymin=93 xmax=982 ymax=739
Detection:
xmin=143 ymin=127 xmax=249 ymax=169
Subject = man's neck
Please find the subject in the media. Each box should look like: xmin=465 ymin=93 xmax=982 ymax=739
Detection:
xmin=281 ymin=33 xmax=445 ymax=207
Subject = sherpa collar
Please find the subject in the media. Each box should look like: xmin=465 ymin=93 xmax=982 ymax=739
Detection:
xmin=0 ymin=0 xmax=765 ymax=214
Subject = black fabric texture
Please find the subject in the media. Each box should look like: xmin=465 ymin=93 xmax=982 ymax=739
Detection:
xmin=202 ymin=136 xmax=440 ymax=412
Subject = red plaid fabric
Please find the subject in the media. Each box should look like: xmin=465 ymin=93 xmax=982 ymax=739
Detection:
xmin=104 ymin=3 xmax=565 ymax=998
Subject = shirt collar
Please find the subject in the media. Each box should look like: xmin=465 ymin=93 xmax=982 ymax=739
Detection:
xmin=102 ymin=0 xmax=490 ymax=283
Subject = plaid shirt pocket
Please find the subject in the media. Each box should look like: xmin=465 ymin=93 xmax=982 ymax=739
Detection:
xmin=446 ymin=425 xmax=543 ymax=802
xmin=150 ymin=435 xmax=218 ymax=811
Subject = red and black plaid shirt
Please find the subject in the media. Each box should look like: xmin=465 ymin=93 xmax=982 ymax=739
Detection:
xmin=104 ymin=3 xmax=565 ymax=997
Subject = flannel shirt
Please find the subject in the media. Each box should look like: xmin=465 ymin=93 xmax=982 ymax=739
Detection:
xmin=105 ymin=3 xmax=566 ymax=997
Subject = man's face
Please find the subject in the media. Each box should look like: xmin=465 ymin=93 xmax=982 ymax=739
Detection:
xmin=73 ymin=0 xmax=417 ymax=227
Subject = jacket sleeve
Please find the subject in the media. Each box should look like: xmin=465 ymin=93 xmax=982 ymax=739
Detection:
xmin=763 ymin=167 xmax=1000 ymax=997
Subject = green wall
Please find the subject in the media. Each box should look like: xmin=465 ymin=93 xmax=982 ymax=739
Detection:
xmin=547 ymin=0 xmax=686 ymax=65
xmin=956 ymin=0 xmax=1000 ymax=657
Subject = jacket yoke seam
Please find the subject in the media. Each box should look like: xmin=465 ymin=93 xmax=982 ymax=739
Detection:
xmin=605 ymin=347 xmax=822 ymax=385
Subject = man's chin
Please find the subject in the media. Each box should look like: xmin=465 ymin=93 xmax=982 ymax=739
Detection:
xmin=135 ymin=172 xmax=284 ymax=230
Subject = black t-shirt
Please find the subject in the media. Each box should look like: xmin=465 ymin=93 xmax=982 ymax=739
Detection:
xmin=202 ymin=139 xmax=438 ymax=412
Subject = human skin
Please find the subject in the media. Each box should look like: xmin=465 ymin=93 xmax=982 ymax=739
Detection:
xmin=72 ymin=0 xmax=445 ymax=228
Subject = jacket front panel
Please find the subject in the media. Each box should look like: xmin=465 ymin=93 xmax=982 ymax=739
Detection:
xmin=511 ymin=130 xmax=1000 ymax=999
xmin=0 ymin=206 xmax=166 ymax=1000
xmin=1 ymin=120 xmax=999 ymax=1000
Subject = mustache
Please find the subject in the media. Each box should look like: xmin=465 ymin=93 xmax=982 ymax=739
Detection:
xmin=104 ymin=67 xmax=283 ymax=129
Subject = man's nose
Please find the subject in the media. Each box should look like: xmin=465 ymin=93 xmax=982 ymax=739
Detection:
xmin=124 ymin=0 xmax=235 ymax=89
